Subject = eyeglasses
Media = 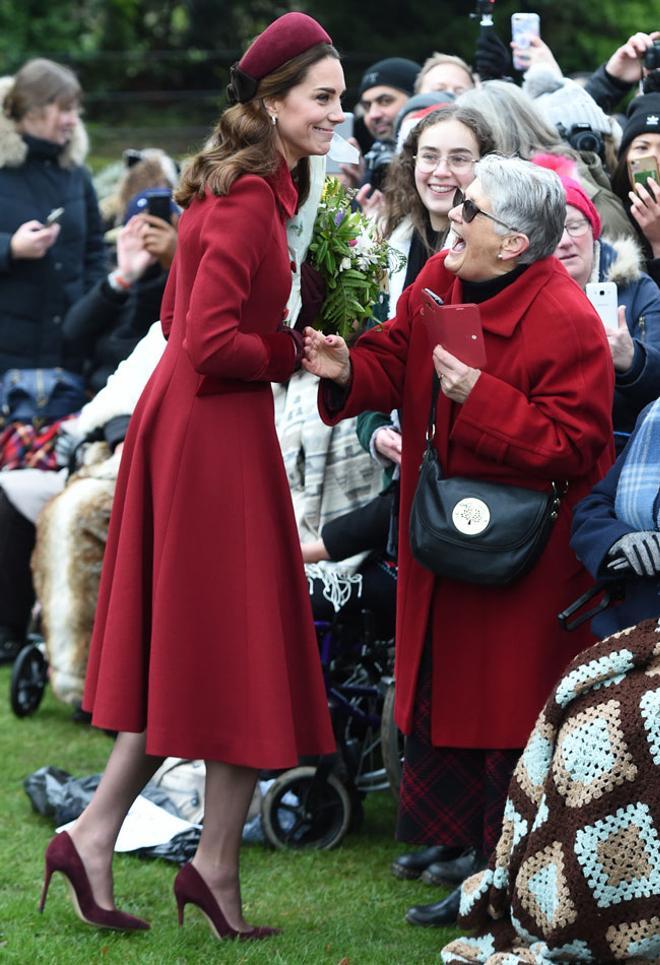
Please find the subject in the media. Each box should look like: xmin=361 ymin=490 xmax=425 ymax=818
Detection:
xmin=413 ymin=151 xmax=476 ymax=174
xmin=562 ymin=219 xmax=591 ymax=238
xmin=452 ymin=188 xmax=518 ymax=232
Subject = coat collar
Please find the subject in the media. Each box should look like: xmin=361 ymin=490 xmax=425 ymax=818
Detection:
xmin=418 ymin=251 xmax=568 ymax=337
xmin=0 ymin=75 xmax=89 ymax=170
xmin=265 ymin=157 xmax=298 ymax=221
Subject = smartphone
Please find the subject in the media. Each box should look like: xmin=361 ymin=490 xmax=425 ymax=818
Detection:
xmin=511 ymin=13 xmax=540 ymax=71
xmin=628 ymin=155 xmax=660 ymax=191
xmin=325 ymin=113 xmax=355 ymax=175
xmin=585 ymin=281 xmax=618 ymax=331
xmin=45 ymin=207 xmax=64 ymax=225
xmin=144 ymin=189 xmax=172 ymax=222
xmin=420 ymin=293 xmax=487 ymax=368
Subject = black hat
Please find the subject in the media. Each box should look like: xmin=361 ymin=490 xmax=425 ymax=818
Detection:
xmin=619 ymin=92 xmax=660 ymax=157
xmin=358 ymin=58 xmax=421 ymax=99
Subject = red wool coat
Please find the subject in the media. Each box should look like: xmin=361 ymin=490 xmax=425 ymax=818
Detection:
xmin=83 ymin=162 xmax=335 ymax=767
xmin=320 ymin=252 xmax=614 ymax=749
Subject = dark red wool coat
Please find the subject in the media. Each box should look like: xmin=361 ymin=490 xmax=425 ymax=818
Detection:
xmin=320 ymin=252 xmax=614 ymax=749
xmin=83 ymin=162 xmax=335 ymax=767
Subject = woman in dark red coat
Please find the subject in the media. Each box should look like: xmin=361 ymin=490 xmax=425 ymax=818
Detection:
xmin=39 ymin=13 xmax=344 ymax=942
xmin=304 ymin=155 xmax=615 ymax=927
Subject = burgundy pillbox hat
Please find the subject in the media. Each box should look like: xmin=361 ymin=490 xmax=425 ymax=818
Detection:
xmin=227 ymin=13 xmax=332 ymax=104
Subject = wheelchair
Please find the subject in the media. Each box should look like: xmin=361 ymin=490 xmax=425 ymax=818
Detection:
xmin=260 ymin=610 xmax=404 ymax=851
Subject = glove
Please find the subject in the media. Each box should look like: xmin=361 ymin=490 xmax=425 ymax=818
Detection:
xmin=53 ymin=425 xmax=85 ymax=469
xmin=475 ymin=27 xmax=512 ymax=81
xmin=606 ymin=531 xmax=660 ymax=576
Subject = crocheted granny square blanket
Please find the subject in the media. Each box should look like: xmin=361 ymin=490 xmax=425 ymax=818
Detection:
xmin=442 ymin=618 xmax=660 ymax=964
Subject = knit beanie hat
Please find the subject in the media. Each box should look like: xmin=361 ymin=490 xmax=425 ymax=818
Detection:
xmin=395 ymin=91 xmax=455 ymax=135
xmin=523 ymin=67 xmax=613 ymax=136
xmin=619 ymin=92 xmax=660 ymax=157
xmin=227 ymin=13 xmax=332 ymax=104
xmin=358 ymin=57 xmax=421 ymax=98
xmin=560 ymin=176 xmax=601 ymax=239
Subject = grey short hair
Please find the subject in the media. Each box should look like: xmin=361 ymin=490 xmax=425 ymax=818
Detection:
xmin=474 ymin=155 xmax=566 ymax=265
xmin=457 ymin=80 xmax=564 ymax=157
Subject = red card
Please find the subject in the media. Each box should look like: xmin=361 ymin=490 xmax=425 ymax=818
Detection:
xmin=420 ymin=295 xmax=487 ymax=368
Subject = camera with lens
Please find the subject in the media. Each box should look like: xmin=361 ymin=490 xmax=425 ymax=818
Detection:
xmin=644 ymin=40 xmax=660 ymax=71
xmin=557 ymin=122 xmax=605 ymax=163
xmin=363 ymin=140 xmax=396 ymax=191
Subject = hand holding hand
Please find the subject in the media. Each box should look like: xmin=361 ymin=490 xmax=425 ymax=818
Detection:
xmin=374 ymin=426 xmax=402 ymax=465
xmin=302 ymin=327 xmax=351 ymax=385
xmin=432 ymin=345 xmax=481 ymax=404
xmin=117 ymin=215 xmax=156 ymax=280
xmin=11 ymin=219 xmax=60 ymax=259
xmin=607 ymin=531 xmax=660 ymax=576
xmin=607 ymin=306 xmax=635 ymax=372
xmin=628 ymin=179 xmax=660 ymax=257
xmin=605 ymin=30 xmax=660 ymax=84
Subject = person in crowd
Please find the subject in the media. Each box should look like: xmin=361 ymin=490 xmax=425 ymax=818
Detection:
xmin=572 ymin=397 xmax=660 ymax=638
xmin=303 ymin=156 xmax=614 ymax=926
xmin=98 ymin=147 xmax=179 ymax=231
xmin=341 ymin=56 xmax=419 ymax=189
xmin=0 ymin=59 xmax=106 ymax=377
xmin=38 ymin=12 xmax=342 ymax=942
xmin=440 ymin=617 xmax=660 ymax=964
xmin=32 ymin=324 xmax=166 ymax=709
xmin=0 ymin=174 xmax=178 ymax=665
xmin=457 ymin=80 xmax=634 ymax=240
xmin=611 ymin=90 xmax=660 ymax=288
xmin=548 ymin=172 xmax=660 ymax=446
xmin=415 ymin=53 xmax=475 ymax=97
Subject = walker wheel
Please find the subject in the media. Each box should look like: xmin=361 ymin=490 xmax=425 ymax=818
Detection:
xmin=10 ymin=642 xmax=48 ymax=717
xmin=261 ymin=765 xmax=352 ymax=850
xmin=380 ymin=679 xmax=405 ymax=800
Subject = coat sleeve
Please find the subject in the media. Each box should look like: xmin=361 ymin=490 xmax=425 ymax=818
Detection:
xmin=183 ymin=178 xmax=297 ymax=382
xmin=451 ymin=287 xmax=614 ymax=479
xmin=615 ymin=274 xmax=660 ymax=408
xmin=82 ymin=170 xmax=108 ymax=290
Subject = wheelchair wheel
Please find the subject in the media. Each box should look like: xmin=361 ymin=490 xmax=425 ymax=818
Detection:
xmin=261 ymin=765 xmax=352 ymax=850
xmin=10 ymin=642 xmax=48 ymax=717
xmin=381 ymin=679 xmax=404 ymax=800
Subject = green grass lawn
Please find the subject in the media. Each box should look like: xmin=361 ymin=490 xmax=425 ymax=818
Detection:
xmin=0 ymin=665 xmax=462 ymax=963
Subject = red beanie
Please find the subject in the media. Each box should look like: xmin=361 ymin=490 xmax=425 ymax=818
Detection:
xmin=228 ymin=13 xmax=332 ymax=103
xmin=560 ymin=176 xmax=601 ymax=240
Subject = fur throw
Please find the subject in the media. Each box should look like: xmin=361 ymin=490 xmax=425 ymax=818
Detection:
xmin=0 ymin=75 xmax=88 ymax=169
xmin=441 ymin=618 xmax=660 ymax=964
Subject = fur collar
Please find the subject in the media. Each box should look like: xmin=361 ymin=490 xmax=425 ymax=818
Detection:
xmin=0 ymin=75 xmax=88 ymax=170
xmin=591 ymin=236 xmax=644 ymax=288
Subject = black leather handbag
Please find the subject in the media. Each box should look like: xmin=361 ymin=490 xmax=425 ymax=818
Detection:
xmin=409 ymin=374 xmax=565 ymax=586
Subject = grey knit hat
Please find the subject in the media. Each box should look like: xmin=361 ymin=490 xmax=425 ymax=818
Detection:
xmin=523 ymin=67 xmax=614 ymax=136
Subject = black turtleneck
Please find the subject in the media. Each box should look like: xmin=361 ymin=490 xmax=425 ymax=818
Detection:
xmin=460 ymin=263 xmax=528 ymax=304
xmin=22 ymin=133 xmax=63 ymax=162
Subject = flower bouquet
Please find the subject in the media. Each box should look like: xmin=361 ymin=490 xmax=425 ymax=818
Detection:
xmin=308 ymin=177 xmax=404 ymax=341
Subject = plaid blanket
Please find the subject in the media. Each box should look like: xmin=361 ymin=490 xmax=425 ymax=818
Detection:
xmin=615 ymin=398 xmax=660 ymax=532
xmin=441 ymin=619 xmax=660 ymax=964
xmin=0 ymin=418 xmax=74 ymax=471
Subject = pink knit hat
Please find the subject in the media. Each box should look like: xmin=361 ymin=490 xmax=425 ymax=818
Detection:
xmin=560 ymin=176 xmax=601 ymax=240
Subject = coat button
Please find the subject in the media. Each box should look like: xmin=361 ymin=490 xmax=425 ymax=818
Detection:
xmin=54 ymin=262 xmax=62 ymax=271
xmin=53 ymin=315 xmax=62 ymax=324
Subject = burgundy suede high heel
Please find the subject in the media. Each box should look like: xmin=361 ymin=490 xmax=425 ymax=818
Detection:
xmin=39 ymin=831 xmax=150 ymax=931
xmin=173 ymin=863 xmax=280 ymax=941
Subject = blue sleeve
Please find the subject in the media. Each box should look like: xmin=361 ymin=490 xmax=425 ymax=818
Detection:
xmin=616 ymin=275 xmax=660 ymax=407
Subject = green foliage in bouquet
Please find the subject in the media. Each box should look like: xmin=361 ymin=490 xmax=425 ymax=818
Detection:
xmin=308 ymin=177 xmax=404 ymax=341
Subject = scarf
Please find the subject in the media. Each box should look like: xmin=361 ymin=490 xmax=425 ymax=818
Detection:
xmin=614 ymin=398 xmax=660 ymax=531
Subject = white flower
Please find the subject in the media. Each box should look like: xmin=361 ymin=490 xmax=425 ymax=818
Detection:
xmin=340 ymin=256 xmax=352 ymax=271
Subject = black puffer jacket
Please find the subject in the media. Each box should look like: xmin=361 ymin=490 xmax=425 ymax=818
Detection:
xmin=0 ymin=75 xmax=106 ymax=375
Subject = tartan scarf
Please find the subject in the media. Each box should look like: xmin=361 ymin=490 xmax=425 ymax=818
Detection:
xmin=0 ymin=417 xmax=73 ymax=471
xmin=614 ymin=398 xmax=660 ymax=532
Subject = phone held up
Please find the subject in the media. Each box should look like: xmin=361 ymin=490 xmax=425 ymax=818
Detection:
xmin=45 ymin=207 xmax=64 ymax=226
xmin=628 ymin=155 xmax=660 ymax=193
xmin=585 ymin=282 xmax=618 ymax=331
xmin=137 ymin=188 xmax=173 ymax=223
xmin=511 ymin=12 xmax=540 ymax=71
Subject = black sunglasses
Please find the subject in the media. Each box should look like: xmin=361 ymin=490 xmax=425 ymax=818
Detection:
xmin=452 ymin=189 xmax=518 ymax=232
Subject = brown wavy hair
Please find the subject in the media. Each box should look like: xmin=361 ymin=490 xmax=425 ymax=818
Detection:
xmin=176 ymin=43 xmax=339 ymax=209
xmin=4 ymin=58 xmax=81 ymax=120
xmin=382 ymin=104 xmax=495 ymax=251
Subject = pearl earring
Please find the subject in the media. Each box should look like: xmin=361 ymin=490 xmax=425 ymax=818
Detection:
xmin=270 ymin=114 xmax=277 ymax=126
